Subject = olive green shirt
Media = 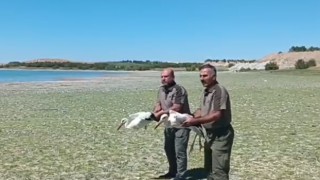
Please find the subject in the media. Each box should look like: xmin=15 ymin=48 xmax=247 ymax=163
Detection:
xmin=201 ymin=83 xmax=232 ymax=130
xmin=157 ymin=82 xmax=191 ymax=114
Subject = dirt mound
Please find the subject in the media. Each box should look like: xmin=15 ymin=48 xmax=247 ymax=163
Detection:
xmin=260 ymin=51 xmax=320 ymax=69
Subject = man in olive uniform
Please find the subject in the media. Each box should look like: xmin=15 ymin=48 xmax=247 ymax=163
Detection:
xmin=153 ymin=68 xmax=191 ymax=180
xmin=182 ymin=64 xmax=234 ymax=180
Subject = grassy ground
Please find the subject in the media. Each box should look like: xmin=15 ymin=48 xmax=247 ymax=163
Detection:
xmin=267 ymin=68 xmax=320 ymax=76
xmin=0 ymin=70 xmax=319 ymax=179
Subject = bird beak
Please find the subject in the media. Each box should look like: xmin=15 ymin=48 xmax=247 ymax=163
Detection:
xmin=154 ymin=114 xmax=168 ymax=129
xmin=154 ymin=121 xmax=163 ymax=129
xmin=117 ymin=121 xmax=125 ymax=130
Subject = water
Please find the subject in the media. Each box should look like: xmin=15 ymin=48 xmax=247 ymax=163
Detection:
xmin=0 ymin=69 xmax=129 ymax=83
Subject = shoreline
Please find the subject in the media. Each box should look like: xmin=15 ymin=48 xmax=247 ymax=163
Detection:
xmin=0 ymin=71 xmax=199 ymax=92
xmin=0 ymin=69 xmax=133 ymax=84
xmin=0 ymin=68 xmax=141 ymax=73
xmin=0 ymin=69 xmax=202 ymax=84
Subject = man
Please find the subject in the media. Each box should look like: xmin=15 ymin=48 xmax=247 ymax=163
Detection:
xmin=182 ymin=64 xmax=234 ymax=180
xmin=153 ymin=68 xmax=191 ymax=180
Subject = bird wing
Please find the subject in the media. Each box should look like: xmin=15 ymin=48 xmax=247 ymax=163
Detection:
xmin=123 ymin=112 xmax=152 ymax=129
xmin=122 ymin=112 xmax=144 ymax=125
xmin=138 ymin=112 xmax=152 ymax=119
xmin=128 ymin=112 xmax=143 ymax=119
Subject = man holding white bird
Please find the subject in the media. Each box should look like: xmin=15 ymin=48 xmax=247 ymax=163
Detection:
xmin=153 ymin=68 xmax=191 ymax=180
xmin=182 ymin=64 xmax=234 ymax=180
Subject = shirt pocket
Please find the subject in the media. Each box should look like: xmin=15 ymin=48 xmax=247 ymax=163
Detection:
xmin=167 ymin=94 xmax=175 ymax=101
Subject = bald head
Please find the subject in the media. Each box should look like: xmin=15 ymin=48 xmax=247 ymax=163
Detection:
xmin=163 ymin=68 xmax=175 ymax=77
xmin=161 ymin=68 xmax=175 ymax=86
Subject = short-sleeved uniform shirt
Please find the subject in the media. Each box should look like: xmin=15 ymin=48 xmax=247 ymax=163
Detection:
xmin=157 ymin=82 xmax=191 ymax=115
xmin=201 ymin=83 xmax=232 ymax=130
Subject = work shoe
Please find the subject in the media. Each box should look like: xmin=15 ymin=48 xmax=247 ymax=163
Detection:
xmin=157 ymin=172 xmax=176 ymax=179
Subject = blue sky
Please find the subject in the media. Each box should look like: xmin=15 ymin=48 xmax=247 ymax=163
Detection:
xmin=0 ymin=0 xmax=319 ymax=63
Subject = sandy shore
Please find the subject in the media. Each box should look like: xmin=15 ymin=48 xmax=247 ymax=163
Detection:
xmin=0 ymin=70 xmax=223 ymax=93
xmin=0 ymin=71 xmax=190 ymax=93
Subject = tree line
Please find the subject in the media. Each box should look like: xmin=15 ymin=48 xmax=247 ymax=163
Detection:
xmin=0 ymin=60 xmax=204 ymax=71
xmin=288 ymin=46 xmax=320 ymax=52
xmin=1 ymin=58 xmax=258 ymax=71
xmin=204 ymin=59 xmax=256 ymax=63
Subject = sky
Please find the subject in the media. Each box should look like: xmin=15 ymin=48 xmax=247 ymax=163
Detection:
xmin=0 ymin=0 xmax=319 ymax=63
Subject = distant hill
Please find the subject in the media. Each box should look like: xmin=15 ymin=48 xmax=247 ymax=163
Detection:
xmin=26 ymin=58 xmax=71 ymax=63
xmin=227 ymin=51 xmax=320 ymax=71
xmin=260 ymin=51 xmax=320 ymax=69
xmin=3 ymin=52 xmax=319 ymax=71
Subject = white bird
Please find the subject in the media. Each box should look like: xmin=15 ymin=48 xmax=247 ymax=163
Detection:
xmin=154 ymin=110 xmax=205 ymax=154
xmin=117 ymin=112 xmax=156 ymax=130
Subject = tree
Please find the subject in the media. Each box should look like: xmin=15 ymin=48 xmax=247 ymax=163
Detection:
xmin=295 ymin=59 xmax=309 ymax=69
xmin=228 ymin=63 xmax=235 ymax=68
xmin=289 ymin=46 xmax=320 ymax=52
xmin=307 ymin=59 xmax=317 ymax=67
xmin=289 ymin=46 xmax=307 ymax=52
xmin=308 ymin=46 xmax=320 ymax=51
xmin=265 ymin=62 xmax=279 ymax=70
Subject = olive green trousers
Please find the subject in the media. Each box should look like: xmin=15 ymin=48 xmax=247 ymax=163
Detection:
xmin=204 ymin=125 xmax=234 ymax=180
xmin=164 ymin=127 xmax=190 ymax=178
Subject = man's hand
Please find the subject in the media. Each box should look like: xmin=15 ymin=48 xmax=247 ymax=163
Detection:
xmin=182 ymin=117 xmax=199 ymax=127
xmin=154 ymin=103 xmax=162 ymax=113
xmin=153 ymin=110 xmax=169 ymax=121
xmin=153 ymin=112 xmax=161 ymax=121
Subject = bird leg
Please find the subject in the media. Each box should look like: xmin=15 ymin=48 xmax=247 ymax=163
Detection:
xmin=198 ymin=135 xmax=204 ymax=152
xmin=189 ymin=134 xmax=198 ymax=155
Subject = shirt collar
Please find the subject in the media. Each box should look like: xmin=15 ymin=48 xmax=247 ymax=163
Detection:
xmin=204 ymin=81 xmax=219 ymax=94
xmin=161 ymin=81 xmax=176 ymax=92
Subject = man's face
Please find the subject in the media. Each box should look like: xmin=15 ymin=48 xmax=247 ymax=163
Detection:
xmin=200 ymin=68 xmax=216 ymax=87
xmin=161 ymin=70 xmax=174 ymax=86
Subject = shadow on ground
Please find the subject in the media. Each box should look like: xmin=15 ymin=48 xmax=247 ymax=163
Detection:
xmin=150 ymin=168 xmax=207 ymax=180
xmin=184 ymin=167 xmax=207 ymax=180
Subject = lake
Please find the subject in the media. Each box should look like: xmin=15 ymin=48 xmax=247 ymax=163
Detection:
xmin=0 ymin=69 xmax=129 ymax=83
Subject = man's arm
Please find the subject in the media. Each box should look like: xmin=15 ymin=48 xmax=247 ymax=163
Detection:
xmin=153 ymin=86 xmax=185 ymax=120
xmin=183 ymin=86 xmax=228 ymax=127
xmin=192 ymin=108 xmax=201 ymax=118
xmin=153 ymin=102 xmax=164 ymax=121
xmin=153 ymin=103 xmax=182 ymax=120
xmin=183 ymin=111 xmax=222 ymax=126
xmin=152 ymin=88 xmax=163 ymax=121
xmin=153 ymin=102 xmax=162 ymax=113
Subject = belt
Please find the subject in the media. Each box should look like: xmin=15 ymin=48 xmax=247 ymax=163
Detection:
xmin=206 ymin=124 xmax=231 ymax=132
xmin=205 ymin=124 xmax=232 ymax=136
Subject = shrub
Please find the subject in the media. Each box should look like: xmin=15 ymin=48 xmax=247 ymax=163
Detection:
xmin=186 ymin=65 xmax=197 ymax=71
xmin=307 ymin=59 xmax=317 ymax=67
xmin=239 ymin=67 xmax=252 ymax=72
xmin=295 ymin=59 xmax=309 ymax=69
xmin=228 ymin=63 xmax=235 ymax=68
xmin=265 ymin=62 xmax=279 ymax=70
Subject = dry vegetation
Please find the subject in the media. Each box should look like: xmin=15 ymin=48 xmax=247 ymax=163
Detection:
xmin=0 ymin=71 xmax=319 ymax=179
xmin=261 ymin=51 xmax=320 ymax=69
